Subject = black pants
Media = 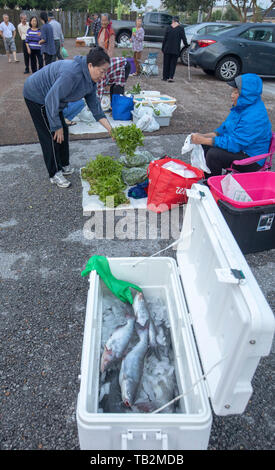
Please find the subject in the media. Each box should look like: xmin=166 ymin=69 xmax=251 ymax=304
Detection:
xmin=53 ymin=39 xmax=64 ymax=61
xmin=163 ymin=53 xmax=178 ymax=80
xmin=30 ymin=49 xmax=43 ymax=73
xmin=22 ymin=40 xmax=30 ymax=72
xmin=44 ymin=53 xmax=54 ymax=66
xmin=203 ymin=145 xmax=261 ymax=177
xmin=25 ymin=98 xmax=69 ymax=178
xmin=110 ymin=61 xmax=131 ymax=103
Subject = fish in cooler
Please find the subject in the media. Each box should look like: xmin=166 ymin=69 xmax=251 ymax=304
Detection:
xmin=100 ymin=311 xmax=135 ymax=373
xmin=133 ymin=292 xmax=161 ymax=360
xmin=119 ymin=322 xmax=149 ymax=408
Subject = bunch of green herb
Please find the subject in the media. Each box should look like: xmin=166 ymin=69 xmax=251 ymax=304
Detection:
xmin=111 ymin=124 xmax=144 ymax=158
xmin=129 ymin=83 xmax=141 ymax=95
xmin=81 ymin=154 xmax=129 ymax=207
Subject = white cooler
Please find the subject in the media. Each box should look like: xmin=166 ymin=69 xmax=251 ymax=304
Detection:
xmin=77 ymin=184 xmax=274 ymax=450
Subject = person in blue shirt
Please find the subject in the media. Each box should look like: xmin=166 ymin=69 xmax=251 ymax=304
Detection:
xmin=191 ymin=73 xmax=272 ymax=176
xmin=23 ymin=47 xmax=113 ymax=188
xmin=39 ymin=11 xmax=55 ymax=66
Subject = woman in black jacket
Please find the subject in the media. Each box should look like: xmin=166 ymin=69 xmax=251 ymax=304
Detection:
xmin=162 ymin=16 xmax=188 ymax=82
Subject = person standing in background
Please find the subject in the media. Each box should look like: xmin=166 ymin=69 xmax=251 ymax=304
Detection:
xmin=25 ymin=16 xmax=43 ymax=73
xmin=162 ymin=16 xmax=188 ymax=82
xmin=39 ymin=11 xmax=55 ymax=66
xmin=92 ymin=13 xmax=101 ymax=46
xmin=0 ymin=14 xmax=19 ymax=63
xmin=131 ymin=17 xmax=144 ymax=76
xmin=84 ymin=14 xmax=93 ymax=37
xmin=48 ymin=12 xmax=64 ymax=61
xmin=17 ymin=13 xmax=30 ymax=74
xmin=97 ymin=14 xmax=115 ymax=57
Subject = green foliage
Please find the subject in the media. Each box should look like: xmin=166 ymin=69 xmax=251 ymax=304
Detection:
xmin=81 ymin=154 xmax=129 ymax=207
xmin=128 ymin=82 xmax=141 ymax=95
xmin=111 ymin=124 xmax=144 ymax=158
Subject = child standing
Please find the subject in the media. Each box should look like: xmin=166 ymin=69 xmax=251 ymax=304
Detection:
xmin=131 ymin=17 xmax=144 ymax=76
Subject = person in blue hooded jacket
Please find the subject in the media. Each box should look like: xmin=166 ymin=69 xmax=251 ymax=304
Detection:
xmin=23 ymin=46 xmax=113 ymax=188
xmin=191 ymin=73 xmax=272 ymax=176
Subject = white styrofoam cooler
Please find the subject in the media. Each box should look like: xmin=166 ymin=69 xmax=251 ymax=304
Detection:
xmin=77 ymin=184 xmax=274 ymax=450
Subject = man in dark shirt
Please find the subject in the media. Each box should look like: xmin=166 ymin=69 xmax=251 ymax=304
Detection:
xmin=162 ymin=16 xmax=188 ymax=82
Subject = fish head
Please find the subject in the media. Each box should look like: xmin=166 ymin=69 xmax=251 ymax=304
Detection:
xmin=121 ymin=376 xmax=137 ymax=408
xmin=100 ymin=346 xmax=114 ymax=373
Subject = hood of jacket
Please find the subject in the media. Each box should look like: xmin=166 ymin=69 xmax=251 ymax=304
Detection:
xmin=234 ymin=73 xmax=263 ymax=109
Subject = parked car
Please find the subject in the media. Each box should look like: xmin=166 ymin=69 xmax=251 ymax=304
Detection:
xmin=112 ymin=12 xmax=188 ymax=43
xmin=180 ymin=22 xmax=234 ymax=65
xmin=189 ymin=23 xmax=275 ymax=80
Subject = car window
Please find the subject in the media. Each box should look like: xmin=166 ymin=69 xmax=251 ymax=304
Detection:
xmin=213 ymin=25 xmax=239 ymax=35
xmin=159 ymin=14 xmax=172 ymax=25
xmin=206 ymin=25 xmax=225 ymax=33
xmin=184 ymin=26 xmax=196 ymax=33
xmin=197 ymin=26 xmax=207 ymax=34
xmin=240 ymin=26 xmax=273 ymax=43
xmin=149 ymin=13 xmax=159 ymax=24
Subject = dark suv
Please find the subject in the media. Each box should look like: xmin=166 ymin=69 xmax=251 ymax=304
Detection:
xmin=189 ymin=23 xmax=275 ymax=80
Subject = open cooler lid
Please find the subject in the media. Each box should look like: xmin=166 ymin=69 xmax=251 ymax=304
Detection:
xmin=176 ymin=184 xmax=274 ymax=416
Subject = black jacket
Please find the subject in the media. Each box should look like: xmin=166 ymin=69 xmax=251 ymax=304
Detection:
xmin=162 ymin=25 xmax=188 ymax=56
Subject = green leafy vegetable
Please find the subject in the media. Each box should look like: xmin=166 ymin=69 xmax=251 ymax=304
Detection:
xmin=111 ymin=124 xmax=144 ymax=158
xmin=129 ymin=83 xmax=141 ymax=95
xmin=81 ymin=154 xmax=129 ymax=207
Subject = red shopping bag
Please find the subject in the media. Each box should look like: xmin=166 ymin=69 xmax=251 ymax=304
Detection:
xmin=147 ymin=156 xmax=204 ymax=213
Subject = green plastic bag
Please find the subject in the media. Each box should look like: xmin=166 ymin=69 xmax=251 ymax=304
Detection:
xmin=61 ymin=46 xmax=69 ymax=58
xmin=81 ymin=255 xmax=142 ymax=304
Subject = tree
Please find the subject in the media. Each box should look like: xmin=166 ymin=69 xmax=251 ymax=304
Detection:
xmin=226 ymin=0 xmax=275 ymax=22
xmin=162 ymin=0 xmax=215 ymax=16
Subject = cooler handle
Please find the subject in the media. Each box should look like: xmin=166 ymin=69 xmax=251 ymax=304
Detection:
xmin=121 ymin=430 xmax=168 ymax=450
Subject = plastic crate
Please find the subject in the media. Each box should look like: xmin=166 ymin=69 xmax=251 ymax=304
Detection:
xmin=208 ymin=172 xmax=275 ymax=209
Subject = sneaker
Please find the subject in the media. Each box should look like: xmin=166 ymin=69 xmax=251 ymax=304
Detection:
xmin=50 ymin=170 xmax=71 ymax=188
xmin=62 ymin=164 xmax=74 ymax=175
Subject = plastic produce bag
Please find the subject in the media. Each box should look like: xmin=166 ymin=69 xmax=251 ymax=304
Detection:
xmin=81 ymin=255 xmax=142 ymax=304
xmin=136 ymin=114 xmax=160 ymax=132
xmin=119 ymin=150 xmax=154 ymax=168
xmin=77 ymin=106 xmax=96 ymax=123
xmin=134 ymin=104 xmax=154 ymax=118
xmin=221 ymin=174 xmax=252 ymax=202
xmin=154 ymin=103 xmax=177 ymax=117
xmin=122 ymin=166 xmax=148 ymax=186
xmin=61 ymin=46 xmax=69 ymax=58
xmin=181 ymin=134 xmax=211 ymax=174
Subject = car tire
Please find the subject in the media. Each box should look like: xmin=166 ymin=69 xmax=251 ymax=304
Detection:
xmin=180 ymin=46 xmax=190 ymax=66
xmin=117 ymin=31 xmax=131 ymax=44
xmin=215 ymin=56 xmax=241 ymax=81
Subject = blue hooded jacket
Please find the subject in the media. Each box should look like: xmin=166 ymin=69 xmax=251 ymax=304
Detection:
xmin=23 ymin=55 xmax=105 ymax=132
xmin=214 ymin=74 xmax=272 ymax=165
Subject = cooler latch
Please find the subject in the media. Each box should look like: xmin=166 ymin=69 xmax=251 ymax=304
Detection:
xmin=121 ymin=429 xmax=168 ymax=450
xmin=215 ymin=268 xmax=246 ymax=285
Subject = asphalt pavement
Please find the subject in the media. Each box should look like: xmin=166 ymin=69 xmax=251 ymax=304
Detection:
xmin=0 ymin=134 xmax=274 ymax=450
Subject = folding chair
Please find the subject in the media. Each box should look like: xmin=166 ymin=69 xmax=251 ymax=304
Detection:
xmin=140 ymin=52 xmax=159 ymax=77
xmin=227 ymin=132 xmax=275 ymax=173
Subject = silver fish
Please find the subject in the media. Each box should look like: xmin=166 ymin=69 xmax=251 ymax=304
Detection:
xmin=133 ymin=292 xmax=161 ymax=360
xmin=119 ymin=323 xmax=149 ymax=407
xmin=100 ymin=312 xmax=135 ymax=373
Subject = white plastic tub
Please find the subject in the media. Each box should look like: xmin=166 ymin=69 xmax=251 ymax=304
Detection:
xmin=77 ymin=184 xmax=274 ymax=450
